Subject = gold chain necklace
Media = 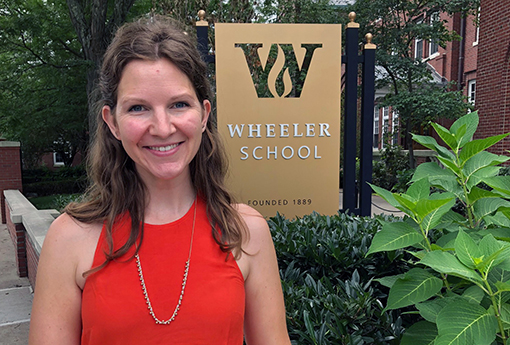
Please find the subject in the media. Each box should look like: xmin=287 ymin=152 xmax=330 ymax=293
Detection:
xmin=135 ymin=200 xmax=197 ymax=325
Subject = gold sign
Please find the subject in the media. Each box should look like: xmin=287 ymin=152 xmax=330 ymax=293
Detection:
xmin=215 ymin=23 xmax=341 ymax=218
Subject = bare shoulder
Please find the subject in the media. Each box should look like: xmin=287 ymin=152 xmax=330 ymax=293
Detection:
xmin=42 ymin=213 xmax=102 ymax=287
xmin=44 ymin=213 xmax=101 ymax=253
xmin=234 ymin=203 xmax=272 ymax=251
xmin=30 ymin=214 xmax=102 ymax=344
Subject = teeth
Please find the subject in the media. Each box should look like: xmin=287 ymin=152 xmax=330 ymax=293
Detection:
xmin=149 ymin=143 xmax=179 ymax=152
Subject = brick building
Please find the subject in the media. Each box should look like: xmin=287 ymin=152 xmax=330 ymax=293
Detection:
xmin=474 ymin=0 xmax=510 ymax=153
xmin=373 ymin=3 xmax=504 ymax=151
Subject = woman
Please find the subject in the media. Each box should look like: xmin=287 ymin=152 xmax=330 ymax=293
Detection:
xmin=29 ymin=16 xmax=291 ymax=345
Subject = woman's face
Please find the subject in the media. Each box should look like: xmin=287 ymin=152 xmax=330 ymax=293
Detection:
xmin=102 ymin=58 xmax=210 ymax=185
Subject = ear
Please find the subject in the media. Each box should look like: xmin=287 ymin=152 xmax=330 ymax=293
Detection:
xmin=201 ymin=100 xmax=211 ymax=133
xmin=102 ymin=105 xmax=120 ymax=140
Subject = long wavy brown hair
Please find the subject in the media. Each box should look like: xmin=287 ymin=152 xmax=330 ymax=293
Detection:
xmin=66 ymin=15 xmax=247 ymax=271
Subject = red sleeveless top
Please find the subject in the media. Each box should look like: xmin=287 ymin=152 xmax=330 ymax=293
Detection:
xmin=81 ymin=198 xmax=245 ymax=344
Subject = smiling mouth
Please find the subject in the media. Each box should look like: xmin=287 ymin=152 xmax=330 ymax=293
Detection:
xmin=147 ymin=143 xmax=180 ymax=152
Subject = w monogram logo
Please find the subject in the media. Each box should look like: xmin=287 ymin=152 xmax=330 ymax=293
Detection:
xmin=235 ymin=43 xmax=322 ymax=98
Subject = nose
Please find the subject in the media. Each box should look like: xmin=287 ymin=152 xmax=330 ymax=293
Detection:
xmin=149 ymin=107 xmax=176 ymax=137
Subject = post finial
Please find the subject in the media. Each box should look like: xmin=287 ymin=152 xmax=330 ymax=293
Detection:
xmin=364 ymin=33 xmax=376 ymax=50
xmin=346 ymin=11 xmax=360 ymax=28
xmin=196 ymin=10 xmax=208 ymax=26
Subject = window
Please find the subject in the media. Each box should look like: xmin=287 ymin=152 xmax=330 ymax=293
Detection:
xmin=429 ymin=13 xmax=440 ymax=56
xmin=392 ymin=111 xmax=399 ymax=145
xmin=415 ymin=38 xmax=423 ymax=59
xmin=381 ymin=107 xmax=390 ymax=149
xmin=53 ymin=152 xmax=65 ymax=167
xmin=474 ymin=7 xmax=480 ymax=46
xmin=373 ymin=107 xmax=380 ymax=149
xmin=468 ymin=79 xmax=476 ymax=105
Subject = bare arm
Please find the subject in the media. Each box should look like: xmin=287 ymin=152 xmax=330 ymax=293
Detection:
xmin=238 ymin=204 xmax=291 ymax=345
xmin=29 ymin=214 xmax=84 ymax=345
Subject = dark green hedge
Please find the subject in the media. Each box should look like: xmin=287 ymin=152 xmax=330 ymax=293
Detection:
xmin=270 ymin=212 xmax=410 ymax=344
xmin=23 ymin=166 xmax=87 ymax=196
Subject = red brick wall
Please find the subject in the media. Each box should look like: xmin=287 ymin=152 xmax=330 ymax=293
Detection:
xmin=0 ymin=143 xmax=22 ymax=223
xmin=5 ymin=200 xmax=27 ymax=277
xmin=475 ymin=0 xmax=510 ymax=154
xmin=26 ymin=235 xmax=39 ymax=288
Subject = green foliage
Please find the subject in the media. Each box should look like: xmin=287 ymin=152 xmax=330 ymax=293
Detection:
xmin=350 ymin=0 xmax=479 ymax=164
xmin=373 ymin=144 xmax=413 ymax=192
xmin=29 ymin=193 xmax=82 ymax=211
xmin=23 ymin=165 xmax=87 ymax=197
xmin=367 ymin=111 xmax=510 ymax=344
xmin=0 ymin=0 xmax=89 ymax=167
xmin=270 ymin=211 xmax=411 ymax=344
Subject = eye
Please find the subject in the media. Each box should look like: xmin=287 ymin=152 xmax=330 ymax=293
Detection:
xmin=174 ymin=102 xmax=189 ymax=109
xmin=128 ymin=105 xmax=146 ymax=112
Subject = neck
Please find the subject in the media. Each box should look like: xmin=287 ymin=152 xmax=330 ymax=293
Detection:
xmin=142 ymin=174 xmax=196 ymax=225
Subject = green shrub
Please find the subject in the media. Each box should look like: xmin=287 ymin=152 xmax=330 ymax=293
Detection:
xmin=373 ymin=144 xmax=412 ymax=193
xmin=270 ymin=212 xmax=410 ymax=344
xmin=368 ymin=111 xmax=510 ymax=344
xmin=23 ymin=165 xmax=87 ymax=196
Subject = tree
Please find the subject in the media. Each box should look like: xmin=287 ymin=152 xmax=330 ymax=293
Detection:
xmin=66 ymin=0 xmax=149 ymax=139
xmin=0 ymin=0 xmax=89 ymax=167
xmin=350 ymin=0 xmax=479 ymax=167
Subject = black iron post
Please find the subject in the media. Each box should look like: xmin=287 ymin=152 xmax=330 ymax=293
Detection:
xmin=359 ymin=34 xmax=376 ymax=216
xmin=195 ymin=10 xmax=215 ymax=64
xmin=342 ymin=12 xmax=360 ymax=215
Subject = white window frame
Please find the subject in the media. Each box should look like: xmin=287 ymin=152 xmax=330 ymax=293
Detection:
xmin=473 ymin=7 xmax=480 ymax=46
xmin=373 ymin=107 xmax=380 ymax=149
xmin=429 ymin=12 xmax=440 ymax=58
xmin=381 ymin=107 xmax=390 ymax=149
xmin=53 ymin=152 xmax=65 ymax=167
xmin=415 ymin=37 xmax=423 ymax=60
xmin=468 ymin=79 xmax=476 ymax=105
xmin=392 ymin=110 xmax=399 ymax=145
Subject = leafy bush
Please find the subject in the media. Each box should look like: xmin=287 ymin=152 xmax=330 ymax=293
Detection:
xmin=373 ymin=144 xmax=412 ymax=193
xmin=368 ymin=111 xmax=510 ymax=344
xmin=23 ymin=165 xmax=87 ymax=196
xmin=269 ymin=212 xmax=410 ymax=344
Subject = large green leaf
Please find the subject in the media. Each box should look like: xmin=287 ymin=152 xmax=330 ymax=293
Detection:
xmin=419 ymin=250 xmax=482 ymax=283
xmin=437 ymin=155 xmax=461 ymax=175
xmin=499 ymin=303 xmax=510 ymax=330
xmin=467 ymin=166 xmax=502 ymax=191
xmin=406 ymin=178 xmax=430 ymax=202
xmin=455 ymin=229 xmax=482 ymax=269
xmin=374 ymin=274 xmax=405 ymax=288
xmin=432 ymin=122 xmax=457 ymax=151
xmin=394 ymin=194 xmax=417 ymax=213
xmin=488 ymin=268 xmax=510 ymax=304
xmin=435 ymin=299 xmax=497 ymax=345
xmin=462 ymin=285 xmax=485 ymax=304
xmin=385 ymin=268 xmax=443 ymax=310
xmin=460 ymin=133 xmax=510 ymax=163
xmin=366 ymin=221 xmax=423 ymax=255
xmin=411 ymin=162 xmax=457 ymax=187
xmin=463 ymin=151 xmax=509 ymax=183
xmin=369 ymin=183 xmax=400 ymax=208
xmin=479 ymin=227 xmax=510 ymax=241
xmin=467 ymin=187 xmax=502 ymax=205
xmin=416 ymin=297 xmax=452 ymax=323
xmin=484 ymin=176 xmax=510 ymax=198
xmin=413 ymin=134 xmax=455 ymax=160
xmin=450 ymin=111 xmax=479 ymax=148
xmin=473 ymin=198 xmax=510 ymax=220
xmin=400 ymin=321 xmax=437 ymax=345
xmin=414 ymin=194 xmax=455 ymax=220
xmin=420 ymin=197 xmax=456 ymax=232
xmin=477 ymin=235 xmax=510 ymax=271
